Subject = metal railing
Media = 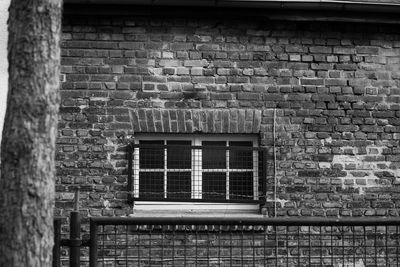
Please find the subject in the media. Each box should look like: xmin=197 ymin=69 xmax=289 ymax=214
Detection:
xmin=53 ymin=183 xmax=400 ymax=267
xmin=88 ymin=217 xmax=400 ymax=267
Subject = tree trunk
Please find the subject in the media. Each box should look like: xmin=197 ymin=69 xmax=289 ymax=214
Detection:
xmin=0 ymin=0 xmax=62 ymax=266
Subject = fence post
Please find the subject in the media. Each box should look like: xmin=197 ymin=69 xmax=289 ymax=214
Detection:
xmin=70 ymin=189 xmax=81 ymax=267
xmin=53 ymin=218 xmax=61 ymax=267
xmin=89 ymin=219 xmax=98 ymax=267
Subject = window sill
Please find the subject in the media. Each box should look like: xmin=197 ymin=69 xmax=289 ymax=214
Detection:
xmin=132 ymin=201 xmax=265 ymax=218
xmin=130 ymin=211 xmax=266 ymax=218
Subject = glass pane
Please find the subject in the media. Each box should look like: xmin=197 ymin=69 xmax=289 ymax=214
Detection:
xmin=229 ymin=141 xmax=253 ymax=169
xmin=167 ymin=141 xmax=191 ymax=169
xmin=139 ymin=172 xmax=164 ymax=199
xmin=139 ymin=140 xmax=164 ymax=169
xmin=229 ymin=172 xmax=253 ymax=200
xmin=202 ymin=141 xmax=226 ymax=169
xmin=203 ymin=172 xmax=226 ymax=200
xmin=167 ymin=172 xmax=191 ymax=199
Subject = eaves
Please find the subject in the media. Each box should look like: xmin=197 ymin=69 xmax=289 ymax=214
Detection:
xmin=63 ymin=0 xmax=400 ymax=24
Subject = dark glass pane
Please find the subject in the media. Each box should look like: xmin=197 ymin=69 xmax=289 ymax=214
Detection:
xmin=167 ymin=172 xmax=191 ymax=199
xmin=229 ymin=172 xmax=253 ymax=200
xmin=202 ymin=141 xmax=226 ymax=169
xmin=203 ymin=172 xmax=226 ymax=200
xmin=229 ymin=141 xmax=253 ymax=169
xmin=167 ymin=141 xmax=191 ymax=169
xmin=139 ymin=140 xmax=164 ymax=169
xmin=139 ymin=172 xmax=164 ymax=199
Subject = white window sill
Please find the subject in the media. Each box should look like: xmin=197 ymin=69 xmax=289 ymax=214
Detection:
xmin=131 ymin=201 xmax=265 ymax=218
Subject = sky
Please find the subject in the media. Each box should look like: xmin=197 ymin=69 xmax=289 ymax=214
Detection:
xmin=0 ymin=0 xmax=9 ymax=141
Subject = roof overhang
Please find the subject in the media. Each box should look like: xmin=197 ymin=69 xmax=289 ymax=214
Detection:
xmin=63 ymin=0 xmax=400 ymax=24
xmin=63 ymin=0 xmax=400 ymax=12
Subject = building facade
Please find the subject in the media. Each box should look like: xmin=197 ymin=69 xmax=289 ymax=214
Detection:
xmin=56 ymin=1 xmax=400 ymax=220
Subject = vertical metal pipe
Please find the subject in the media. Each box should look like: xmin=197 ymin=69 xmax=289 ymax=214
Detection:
xmin=70 ymin=189 xmax=81 ymax=267
xmin=127 ymin=144 xmax=133 ymax=203
xmin=261 ymin=150 xmax=267 ymax=208
xmin=273 ymin=108 xmax=277 ymax=217
xmin=53 ymin=219 xmax=61 ymax=267
xmin=89 ymin=219 xmax=98 ymax=267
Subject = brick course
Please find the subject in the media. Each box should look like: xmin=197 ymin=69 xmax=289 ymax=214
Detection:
xmin=57 ymin=14 xmax=400 ymax=218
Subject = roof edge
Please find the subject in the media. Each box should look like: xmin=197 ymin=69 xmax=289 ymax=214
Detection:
xmin=63 ymin=0 xmax=400 ymax=13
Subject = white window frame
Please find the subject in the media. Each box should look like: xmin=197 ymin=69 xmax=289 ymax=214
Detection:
xmin=132 ymin=134 xmax=259 ymax=202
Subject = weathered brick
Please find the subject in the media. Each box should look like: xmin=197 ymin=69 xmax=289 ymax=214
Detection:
xmin=309 ymin=46 xmax=332 ymax=54
xmin=183 ymin=59 xmax=208 ymax=67
xmin=192 ymin=77 xmax=215 ymax=84
xmin=333 ymin=47 xmax=355 ymax=54
xmin=237 ymin=93 xmax=261 ymax=101
xmin=325 ymin=79 xmax=347 ymax=86
xmin=356 ymin=46 xmax=379 ymax=54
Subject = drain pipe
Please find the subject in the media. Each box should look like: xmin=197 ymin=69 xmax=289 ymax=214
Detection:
xmin=273 ymin=108 xmax=277 ymax=217
xmin=273 ymin=108 xmax=278 ymax=257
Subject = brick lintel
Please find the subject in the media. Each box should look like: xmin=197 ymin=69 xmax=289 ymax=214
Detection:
xmin=130 ymin=108 xmax=262 ymax=134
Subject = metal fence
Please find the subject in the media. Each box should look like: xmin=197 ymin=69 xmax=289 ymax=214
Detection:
xmin=54 ymin=162 xmax=400 ymax=267
xmin=88 ymin=217 xmax=400 ymax=267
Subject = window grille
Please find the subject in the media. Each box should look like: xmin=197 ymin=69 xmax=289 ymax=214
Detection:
xmin=127 ymin=138 xmax=266 ymax=204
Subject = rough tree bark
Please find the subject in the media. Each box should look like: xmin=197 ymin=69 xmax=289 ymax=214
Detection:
xmin=0 ymin=0 xmax=62 ymax=266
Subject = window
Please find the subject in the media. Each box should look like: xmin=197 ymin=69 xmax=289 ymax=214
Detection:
xmin=128 ymin=135 xmax=266 ymax=213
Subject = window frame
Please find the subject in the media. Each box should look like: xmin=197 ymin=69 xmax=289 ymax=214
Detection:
xmin=129 ymin=134 xmax=263 ymax=205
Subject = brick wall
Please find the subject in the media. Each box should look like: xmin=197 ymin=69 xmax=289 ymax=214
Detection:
xmin=57 ymin=13 xmax=400 ymax=218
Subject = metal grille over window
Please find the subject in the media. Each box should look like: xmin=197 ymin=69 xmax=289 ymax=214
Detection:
xmin=128 ymin=138 xmax=266 ymax=203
